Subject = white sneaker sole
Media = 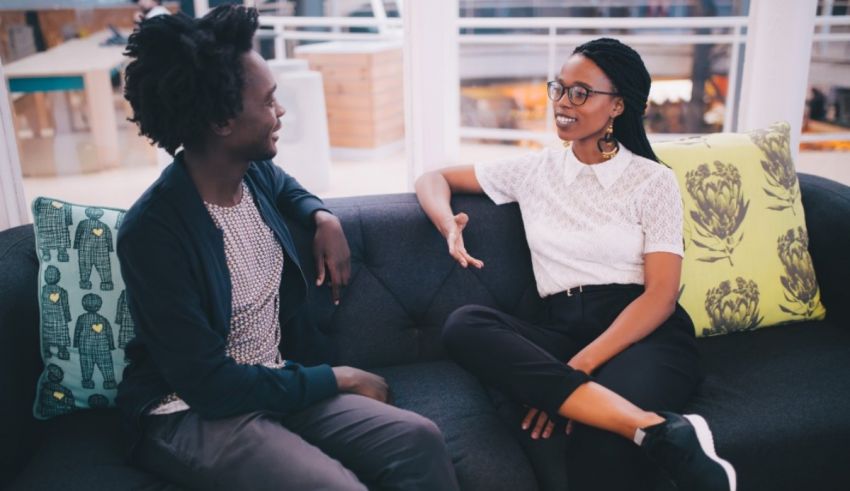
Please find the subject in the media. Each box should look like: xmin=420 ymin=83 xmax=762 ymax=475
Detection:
xmin=684 ymin=414 xmax=737 ymax=491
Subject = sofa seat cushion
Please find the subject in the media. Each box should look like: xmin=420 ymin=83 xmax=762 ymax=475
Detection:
xmin=15 ymin=361 xmax=538 ymax=491
xmin=10 ymin=409 xmax=178 ymax=491
xmin=687 ymin=320 xmax=850 ymax=491
xmin=13 ymin=322 xmax=848 ymax=491
xmin=373 ymin=360 xmax=539 ymax=491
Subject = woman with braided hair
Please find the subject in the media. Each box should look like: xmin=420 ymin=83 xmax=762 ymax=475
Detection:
xmin=417 ymin=38 xmax=736 ymax=491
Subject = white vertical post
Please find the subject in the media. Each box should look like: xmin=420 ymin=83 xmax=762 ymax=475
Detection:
xmin=274 ymin=25 xmax=286 ymax=61
xmin=545 ymin=25 xmax=557 ymax=136
xmin=737 ymin=0 xmax=817 ymax=160
xmin=403 ymin=0 xmax=460 ymax=188
xmin=820 ymin=0 xmax=834 ymax=55
xmin=193 ymin=0 xmax=210 ymax=17
xmin=84 ymin=69 xmax=120 ymax=170
xmin=328 ymin=0 xmax=341 ymax=33
xmin=371 ymin=0 xmax=388 ymax=35
xmin=722 ymin=24 xmax=741 ymax=133
xmin=0 ymin=62 xmax=29 ymax=230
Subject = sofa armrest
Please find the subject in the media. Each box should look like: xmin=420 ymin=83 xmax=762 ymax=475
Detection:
xmin=799 ymin=173 xmax=850 ymax=328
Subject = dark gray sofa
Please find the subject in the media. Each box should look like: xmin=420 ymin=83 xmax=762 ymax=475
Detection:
xmin=2 ymin=173 xmax=850 ymax=491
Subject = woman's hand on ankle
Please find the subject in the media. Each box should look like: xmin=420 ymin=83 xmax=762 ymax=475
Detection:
xmin=522 ymin=407 xmax=556 ymax=439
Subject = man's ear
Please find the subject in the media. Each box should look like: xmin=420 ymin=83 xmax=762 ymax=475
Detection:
xmin=210 ymin=119 xmax=233 ymax=137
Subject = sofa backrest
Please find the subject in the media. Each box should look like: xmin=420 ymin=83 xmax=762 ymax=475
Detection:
xmin=4 ymin=173 xmax=849 ymax=377
xmin=287 ymin=193 xmax=545 ymax=369
xmin=287 ymin=173 xmax=850 ymax=368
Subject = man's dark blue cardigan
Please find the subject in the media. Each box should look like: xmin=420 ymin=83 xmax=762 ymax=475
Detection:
xmin=116 ymin=153 xmax=339 ymax=436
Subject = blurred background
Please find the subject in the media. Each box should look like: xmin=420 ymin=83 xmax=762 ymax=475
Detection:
xmin=0 ymin=0 xmax=847 ymax=225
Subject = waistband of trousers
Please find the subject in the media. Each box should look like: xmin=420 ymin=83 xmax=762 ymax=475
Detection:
xmin=548 ymin=283 xmax=644 ymax=298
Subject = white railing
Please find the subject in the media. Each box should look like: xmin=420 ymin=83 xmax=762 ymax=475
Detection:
xmin=255 ymin=13 xmax=850 ymax=146
xmin=457 ymin=15 xmax=850 ymax=145
xmin=257 ymin=16 xmax=403 ymax=60
xmin=457 ymin=15 xmax=748 ymax=143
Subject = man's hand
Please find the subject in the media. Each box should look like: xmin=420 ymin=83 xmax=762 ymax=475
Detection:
xmin=313 ymin=211 xmax=351 ymax=305
xmin=332 ymin=366 xmax=389 ymax=403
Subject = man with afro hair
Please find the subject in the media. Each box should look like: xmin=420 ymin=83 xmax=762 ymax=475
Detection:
xmin=117 ymin=6 xmax=458 ymax=490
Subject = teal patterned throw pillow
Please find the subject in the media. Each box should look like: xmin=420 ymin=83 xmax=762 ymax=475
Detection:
xmin=31 ymin=197 xmax=133 ymax=419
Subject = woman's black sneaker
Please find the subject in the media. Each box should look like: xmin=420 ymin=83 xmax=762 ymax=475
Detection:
xmin=637 ymin=412 xmax=736 ymax=491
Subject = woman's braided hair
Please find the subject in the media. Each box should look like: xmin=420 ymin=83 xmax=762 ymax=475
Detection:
xmin=573 ymin=38 xmax=660 ymax=163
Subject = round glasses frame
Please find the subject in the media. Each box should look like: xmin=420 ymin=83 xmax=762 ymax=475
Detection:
xmin=546 ymin=81 xmax=618 ymax=106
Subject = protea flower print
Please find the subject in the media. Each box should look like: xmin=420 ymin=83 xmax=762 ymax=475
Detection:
xmin=703 ymin=277 xmax=763 ymax=336
xmin=685 ymin=161 xmax=749 ymax=266
xmin=751 ymin=123 xmax=798 ymax=214
xmin=777 ymin=227 xmax=820 ymax=317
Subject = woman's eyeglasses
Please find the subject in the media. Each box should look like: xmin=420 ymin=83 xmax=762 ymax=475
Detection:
xmin=546 ymin=81 xmax=618 ymax=106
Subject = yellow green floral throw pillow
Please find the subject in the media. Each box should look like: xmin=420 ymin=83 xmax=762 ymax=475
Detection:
xmin=654 ymin=121 xmax=826 ymax=337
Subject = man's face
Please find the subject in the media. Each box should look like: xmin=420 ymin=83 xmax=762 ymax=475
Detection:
xmin=221 ymin=51 xmax=285 ymax=162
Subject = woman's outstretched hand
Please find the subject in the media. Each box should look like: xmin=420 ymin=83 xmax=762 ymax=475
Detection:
xmin=442 ymin=212 xmax=484 ymax=269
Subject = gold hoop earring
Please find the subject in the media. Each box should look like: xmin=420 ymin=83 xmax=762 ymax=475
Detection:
xmin=596 ymin=119 xmax=619 ymax=160
xmin=562 ymin=140 xmax=571 ymax=148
